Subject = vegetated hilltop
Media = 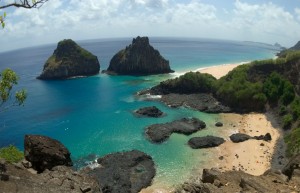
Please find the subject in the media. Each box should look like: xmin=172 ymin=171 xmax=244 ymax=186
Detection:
xmin=147 ymin=46 xmax=300 ymax=157
xmin=105 ymin=36 xmax=174 ymax=75
xmin=37 ymin=39 xmax=100 ymax=80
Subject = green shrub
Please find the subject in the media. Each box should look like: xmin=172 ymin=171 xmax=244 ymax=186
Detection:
xmin=291 ymin=97 xmax=300 ymax=119
xmin=0 ymin=145 xmax=24 ymax=163
xmin=283 ymin=114 xmax=293 ymax=129
xmin=263 ymin=72 xmax=295 ymax=105
xmin=285 ymin=127 xmax=300 ymax=156
xmin=160 ymin=72 xmax=217 ymax=94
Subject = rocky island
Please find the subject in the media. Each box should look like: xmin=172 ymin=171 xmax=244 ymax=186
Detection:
xmin=104 ymin=36 xmax=174 ymax=75
xmin=37 ymin=39 xmax=100 ymax=80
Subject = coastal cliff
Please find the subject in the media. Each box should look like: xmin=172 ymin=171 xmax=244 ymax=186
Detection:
xmin=37 ymin=39 xmax=100 ymax=80
xmin=105 ymin=36 xmax=174 ymax=75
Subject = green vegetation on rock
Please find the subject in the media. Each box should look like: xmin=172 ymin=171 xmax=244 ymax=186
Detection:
xmin=0 ymin=145 xmax=24 ymax=163
xmin=285 ymin=127 xmax=300 ymax=156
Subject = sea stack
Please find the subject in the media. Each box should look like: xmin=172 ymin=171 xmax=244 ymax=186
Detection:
xmin=105 ymin=36 xmax=174 ymax=75
xmin=37 ymin=39 xmax=100 ymax=79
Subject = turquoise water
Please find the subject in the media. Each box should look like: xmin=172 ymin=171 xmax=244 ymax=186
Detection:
xmin=0 ymin=37 xmax=278 ymax=187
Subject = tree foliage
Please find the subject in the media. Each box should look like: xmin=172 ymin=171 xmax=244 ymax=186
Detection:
xmin=0 ymin=68 xmax=27 ymax=111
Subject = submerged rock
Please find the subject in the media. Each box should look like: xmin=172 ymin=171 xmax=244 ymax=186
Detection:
xmin=24 ymin=135 xmax=73 ymax=173
xmin=188 ymin=136 xmax=225 ymax=149
xmin=37 ymin=39 xmax=100 ymax=79
xmin=105 ymin=36 xmax=174 ymax=75
xmin=145 ymin=118 xmax=206 ymax=143
xmin=89 ymin=150 xmax=155 ymax=193
xmin=135 ymin=106 xmax=164 ymax=118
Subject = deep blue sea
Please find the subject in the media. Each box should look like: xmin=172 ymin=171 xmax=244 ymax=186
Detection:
xmin=0 ymin=37 xmax=279 ymax=188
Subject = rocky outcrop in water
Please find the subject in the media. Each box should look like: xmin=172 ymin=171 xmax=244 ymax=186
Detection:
xmin=188 ymin=136 xmax=225 ymax=149
xmin=88 ymin=150 xmax=155 ymax=193
xmin=135 ymin=106 xmax=164 ymax=118
xmin=229 ymin=133 xmax=272 ymax=143
xmin=145 ymin=118 xmax=206 ymax=143
xmin=24 ymin=135 xmax=73 ymax=173
xmin=105 ymin=36 xmax=174 ymax=75
xmin=37 ymin=39 xmax=100 ymax=79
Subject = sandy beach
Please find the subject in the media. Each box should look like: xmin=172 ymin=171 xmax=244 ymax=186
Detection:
xmin=213 ymin=113 xmax=280 ymax=175
xmin=197 ymin=63 xmax=241 ymax=79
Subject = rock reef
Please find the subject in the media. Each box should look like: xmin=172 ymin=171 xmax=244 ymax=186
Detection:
xmin=135 ymin=106 xmax=164 ymax=118
xmin=37 ymin=39 xmax=100 ymax=79
xmin=145 ymin=118 xmax=206 ymax=143
xmin=105 ymin=36 xmax=174 ymax=75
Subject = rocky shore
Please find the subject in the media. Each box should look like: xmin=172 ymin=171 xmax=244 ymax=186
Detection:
xmin=0 ymin=135 xmax=156 ymax=193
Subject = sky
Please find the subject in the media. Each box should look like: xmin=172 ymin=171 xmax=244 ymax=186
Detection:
xmin=1 ymin=0 xmax=300 ymax=52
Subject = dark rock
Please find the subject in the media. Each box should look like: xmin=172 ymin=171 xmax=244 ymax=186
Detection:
xmin=145 ymin=118 xmax=206 ymax=143
xmin=282 ymin=154 xmax=300 ymax=180
xmin=215 ymin=122 xmax=223 ymax=127
xmin=37 ymin=39 xmax=100 ymax=79
xmin=24 ymin=135 xmax=73 ymax=173
xmin=135 ymin=106 xmax=164 ymax=118
xmin=229 ymin=133 xmax=251 ymax=143
xmin=106 ymin=36 xmax=173 ymax=75
xmin=89 ymin=150 xmax=155 ymax=193
xmin=202 ymin=168 xmax=221 ymax=183
xmin=188 ymin=136 xmax=225 ymax=149
xmin=231 ymin=133 xmax=272 ymax=143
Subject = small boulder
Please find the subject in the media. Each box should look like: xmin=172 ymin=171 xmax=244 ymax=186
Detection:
xmin=230 ymin=133 xmax=251 ymax=143
xmin=215 ymin=122 xmax=223 ymax=127
xmin=24 ymin=135 xmax=73 ymax=173
xmin=188 ymin=136 xmax=225 ymax=149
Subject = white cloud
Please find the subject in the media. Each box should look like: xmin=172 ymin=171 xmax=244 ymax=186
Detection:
xmin=0 ymin=0 xmax=300 ymax=52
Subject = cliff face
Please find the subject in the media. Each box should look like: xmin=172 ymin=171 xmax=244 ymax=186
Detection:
xmin=37 ymin=39 xmax=100 ymax=80
xmin=106 ymin=36 xmax=174 ymax=75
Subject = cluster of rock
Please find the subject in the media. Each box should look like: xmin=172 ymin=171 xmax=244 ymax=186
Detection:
xmin=175 ymin=154 xmax=300 ymax=193
xmin=105 ymin=36 xmax=174 ymax=75
xmin=37 ymin=39 xmax=100 ymax=80
xmin=145 ymin=118 xmax=206 ymax=143
xmin=188 ymin=136 xmax=225 ymax=149
xmin=0 ymin=135 xmax=156 ymax=193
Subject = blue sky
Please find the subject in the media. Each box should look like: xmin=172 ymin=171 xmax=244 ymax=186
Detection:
xmin=1 ymin=0 xmax=300 ymax=52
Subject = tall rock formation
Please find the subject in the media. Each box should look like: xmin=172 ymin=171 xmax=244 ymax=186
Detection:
xmin=37 ymin=39 xmax=100 ymax=79
xmin=105 ymin=36 xmax=174 ymax=75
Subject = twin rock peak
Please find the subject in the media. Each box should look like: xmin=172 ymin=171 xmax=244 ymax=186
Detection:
xmin=37 ymin=36 xmax=174 ymax=80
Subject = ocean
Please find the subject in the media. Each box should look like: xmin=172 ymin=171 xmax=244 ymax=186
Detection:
xmin=0 ymin=37 xmax=278 ymax=188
